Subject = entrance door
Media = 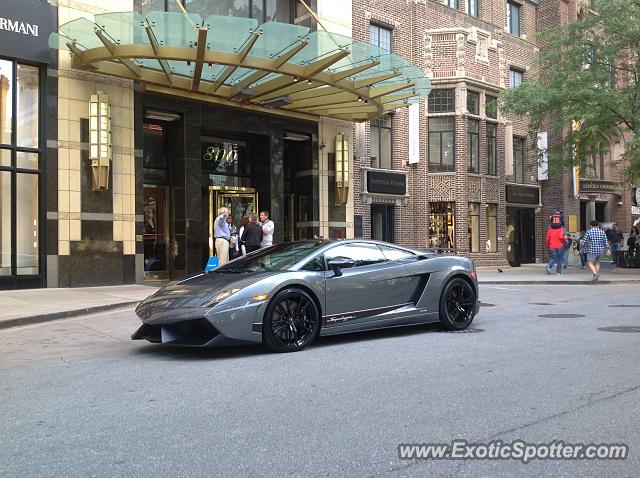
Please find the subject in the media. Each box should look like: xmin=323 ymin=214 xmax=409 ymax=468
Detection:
xmin=371 ymin=204 xmax=394 ymax=242
xmin=209 ymin=188 xmax=258 ymax=256
xmin=506 ymin=207 xmax=536 ymax=266
xmin=143 ymin=186 xmax=171 ymax=280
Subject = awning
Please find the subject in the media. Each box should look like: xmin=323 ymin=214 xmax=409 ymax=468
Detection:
xmin=49 ymin=12 xmax=430 ymax=122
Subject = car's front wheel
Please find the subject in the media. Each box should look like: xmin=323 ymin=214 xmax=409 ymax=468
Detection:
xmin=263 ymin=288 xmax=320 ymax=352
xmin=438 ymin=277 xmax=477 ymax=330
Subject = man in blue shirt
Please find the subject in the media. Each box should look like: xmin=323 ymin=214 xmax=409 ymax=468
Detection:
xmin=213 ymin=207 xmax=231 ymax=265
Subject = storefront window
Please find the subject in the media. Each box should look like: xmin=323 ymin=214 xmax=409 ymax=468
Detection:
xmin=371 ymin=115 xmax=392 ymax=169
xmin=468 ymin=203 xmax=479 ymax=252
xmin=429 ymin=202 xmax=456 ymax=249
xmin=0 ymin=59 xmax=41 ymax=280
xmin=487 ymin=203 xmax=498 ymax=252
xmin=0 ymin=171 xmax=10 ymax=275
xmin=467 ymin=119 xmax=479 ymax=173
xmin=0 ymin=60 xmax=13 ymax=145
xmin=16 ymin=65 xmax=39 ymax=149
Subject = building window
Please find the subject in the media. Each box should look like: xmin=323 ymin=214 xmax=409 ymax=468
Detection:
xmin=587 ymin=142 xmax=607 ymax=180
xmin=429 ymin=203 xmax=456 ymax=249
xmin=467 ymin=0 xmax=479 ymax=17
xmin=369 ymin=24 xmax=392 ymax=53
xmin=468 ymin=203 xmax=480 ymax=252
xmin=513 ymin=136 xmax=525 ymax=183
xmin=509 ymin=68 xmax=523 ymax=88
xmin=485 ymin=95 xmax=498 ymax=119
xmin=507 ymin=2 xmax=521 ymax=36
xmin=0 ymin=60 xmax=42 ymax=278
xmin=467 ymin=119 xmax=480 ymax=173
xmin=443 ymin=0 xmax=459 ymax=8
xmin=428 ymin=89 xmax=455 ymax=113
xmin=487 ymin=204 xmax=498 ymax=252
xmin=467 ymin=91 xmax=479 ymax=115
xmin=429 ymin=117 xmax=455 ymax=172
xmin=486 ymin=123 xmax=497 ymax=176
xmin=371 ymin=115 xmax=392 ymax=169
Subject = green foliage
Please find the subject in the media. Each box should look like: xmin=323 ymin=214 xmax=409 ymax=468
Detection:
xmin=500 ymin=0 xmax=640 ymax=181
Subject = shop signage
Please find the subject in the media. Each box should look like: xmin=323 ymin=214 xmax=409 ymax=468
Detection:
xmin=0 ymin=0 xmax=55 ymax=63
xmin=408 ymin=102 xmax=420 ymax=164
xmin=506 ymin=184 xmax=540 ymax=205
xmin=579 ymin=179 xmax=621 ymax=194
xmin=366 ymin=170 xmax=407 ymax=196
xmin=632 ymin=206 xmax=640 ymax=215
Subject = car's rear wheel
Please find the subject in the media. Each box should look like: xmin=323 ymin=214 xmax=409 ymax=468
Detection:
xmin=263 ymin=288 xmax=320 ymax=353
xmin=438 ymin=277 xmax=477 ymax=330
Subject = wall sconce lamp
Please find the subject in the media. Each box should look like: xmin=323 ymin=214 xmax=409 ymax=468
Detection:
xmin=335 ymin=133 xmax=349 ymax=206
xmin=89 ymin=91 xmax=111 ymax=191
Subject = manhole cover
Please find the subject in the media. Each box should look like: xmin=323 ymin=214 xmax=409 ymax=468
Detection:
xmin=608 ymin=305 xmax=640 ymax=308
xmin=597 ymin=326 xmax=640 ymax=333
xmin=530 ymin=302 xmax=554 ymax=306
xmin=538 ymin=313 xmax=586 ymax=318
xmin=443 ymin=328 xmax=485 ymax=333
xmin=481 ymin=303 xmax=496 ymax=307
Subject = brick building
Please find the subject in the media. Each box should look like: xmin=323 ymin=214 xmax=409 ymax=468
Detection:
xmin=349 ymin=0 xmax=637 ymax=266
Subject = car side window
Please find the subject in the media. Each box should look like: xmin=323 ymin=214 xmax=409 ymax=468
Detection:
xmin=325 ymin=243 xmax=387 ymax=268
xmin=378 ymin=245 xmax=415 ymax=261
xmin=301 ymin=254 xmax=326 ymax=271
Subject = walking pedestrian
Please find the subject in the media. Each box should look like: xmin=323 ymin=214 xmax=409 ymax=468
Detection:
xmin=213 ymin=207 xmax=231 ymax=265
xmin=259 ymin=210 xmax=274 ymax=248
xmin=562 ymin=228 xmax=572 ymax=269
xmin=549 ymin=208 xmax=564 ymax=229
xmin=546 ymin=225 xmax=566 ymax=276
xmin=581 ymin=220 xmax=610 ymax=281
xmin=227 ymin=215 xmax=238 ymax=260
xmin=241 ymin=214 xmax=262 ymax=254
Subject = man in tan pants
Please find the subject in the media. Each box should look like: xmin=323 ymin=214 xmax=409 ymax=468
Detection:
xmin=213 ymin=207 xmax=231 ymax=265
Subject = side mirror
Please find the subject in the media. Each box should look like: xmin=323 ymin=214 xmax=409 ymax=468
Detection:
xmin=327 ymin=257 xmax=356 ymax=277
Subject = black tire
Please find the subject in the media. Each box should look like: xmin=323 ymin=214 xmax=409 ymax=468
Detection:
xmin=438 ymin=277 xmax=477 ymax=331
xmin=263 ymin=288 xmax=320 ymax=353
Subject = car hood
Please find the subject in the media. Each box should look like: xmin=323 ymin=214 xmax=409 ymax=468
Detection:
xmin=138 ymin=271 xmax=281 ymax=310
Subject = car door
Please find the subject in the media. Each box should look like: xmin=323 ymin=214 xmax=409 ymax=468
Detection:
xmin=323 ymin=242 xmax=414 ymax=327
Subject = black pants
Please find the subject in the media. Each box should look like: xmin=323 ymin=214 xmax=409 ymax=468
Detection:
xmin=245 ymin=245 xmax=260 ymax=254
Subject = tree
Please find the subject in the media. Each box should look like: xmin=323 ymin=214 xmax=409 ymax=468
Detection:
xmin=500 ymin=0 xmax=640 ymax=181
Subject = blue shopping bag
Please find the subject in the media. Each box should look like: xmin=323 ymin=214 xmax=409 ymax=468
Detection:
xmin=204 ymin=256 xmax=219 ymax=273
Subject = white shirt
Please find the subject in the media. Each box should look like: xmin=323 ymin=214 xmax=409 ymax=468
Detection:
xmin=261 ymin=219 xmax=274 ymax=247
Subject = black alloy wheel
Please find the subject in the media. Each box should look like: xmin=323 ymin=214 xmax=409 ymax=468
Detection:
xmin=438 ymin=278 xmax=477 ymax=330
xmin=263 ymin=288 xmax=320 ymax=352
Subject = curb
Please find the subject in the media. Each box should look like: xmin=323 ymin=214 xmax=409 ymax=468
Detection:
xmin=479 ymin=280 xmax=640 ymax=285
xmin=0 ymin=300 xmax=140 ymax=330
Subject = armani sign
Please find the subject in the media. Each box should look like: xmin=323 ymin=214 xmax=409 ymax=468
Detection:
xmin=0 ymin=0 xmax=55 ymax=63
xmin=0 ymin=17 xmax=40 ymax=37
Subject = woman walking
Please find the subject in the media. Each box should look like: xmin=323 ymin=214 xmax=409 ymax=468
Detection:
xmin=241 ymin=214 xmax=263 ymax=254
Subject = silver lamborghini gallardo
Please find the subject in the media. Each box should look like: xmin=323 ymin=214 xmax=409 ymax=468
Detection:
xmin=132 ymin=240 xmax=480 ymax=352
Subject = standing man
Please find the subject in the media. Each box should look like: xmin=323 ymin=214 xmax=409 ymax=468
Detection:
xmin=581 ymin=220 xmax=610 ymax=281
xmin=213 ymin=207 xmax=231 ymax=265
xmin=605 ymin=222 xmax=623 ymax=267
xmin=562 ymin=228 xmax=572 ymax=269
xmin=259 ymin=210 xmax=274 ymax=248
xmin=546 ymin=224 xmax=567 ymax=276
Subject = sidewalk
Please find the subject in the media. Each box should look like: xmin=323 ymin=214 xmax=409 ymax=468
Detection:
xmin=0 ymin=284 xmax=160 ymax=330
xmin=477 ymin=263 xmax=640 ymax=284
xmin=1 ymin=265 xmax=638 ymax=330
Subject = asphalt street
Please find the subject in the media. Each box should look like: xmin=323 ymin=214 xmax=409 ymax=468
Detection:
xmin=1 ymin=283 xmax=639 ymax=478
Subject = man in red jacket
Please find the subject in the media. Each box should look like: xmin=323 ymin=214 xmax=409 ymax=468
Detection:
xmin=546 ymin=226 xmax=568 ymax=276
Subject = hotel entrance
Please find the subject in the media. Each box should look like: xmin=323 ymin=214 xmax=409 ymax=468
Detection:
xmin=208 ymin=187 xmax=258 ymax=257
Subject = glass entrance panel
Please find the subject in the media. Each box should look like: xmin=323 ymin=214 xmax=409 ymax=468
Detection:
xmin=208 ymin=188 xmax=257 ymax=256
xmin=143 ymin=186 xmax=170 ymax=280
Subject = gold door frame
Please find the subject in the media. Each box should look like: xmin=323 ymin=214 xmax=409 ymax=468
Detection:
xmin=208 ymin=186 xmax=258 ymax=257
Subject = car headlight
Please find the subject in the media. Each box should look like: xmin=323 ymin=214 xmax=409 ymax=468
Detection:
xmin=202 ymin=288 xmax=241 ymax=307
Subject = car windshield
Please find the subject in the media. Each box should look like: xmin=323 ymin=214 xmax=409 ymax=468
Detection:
xmin=214 ymin=241 xmax=327 ymax=273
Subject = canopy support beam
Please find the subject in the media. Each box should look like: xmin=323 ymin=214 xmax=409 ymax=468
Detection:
xmin=191 ymin=27 xmax=208 ymax=92
xmin=145 ymin=24 xmax=173 ymax=85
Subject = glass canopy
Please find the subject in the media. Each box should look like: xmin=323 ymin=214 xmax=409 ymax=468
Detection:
xmin=50 ymin=12 xmax=431 ymax=122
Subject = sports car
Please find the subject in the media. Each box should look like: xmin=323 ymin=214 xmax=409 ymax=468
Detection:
xmin=132 ymin=239 xmax=480 ymax=352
